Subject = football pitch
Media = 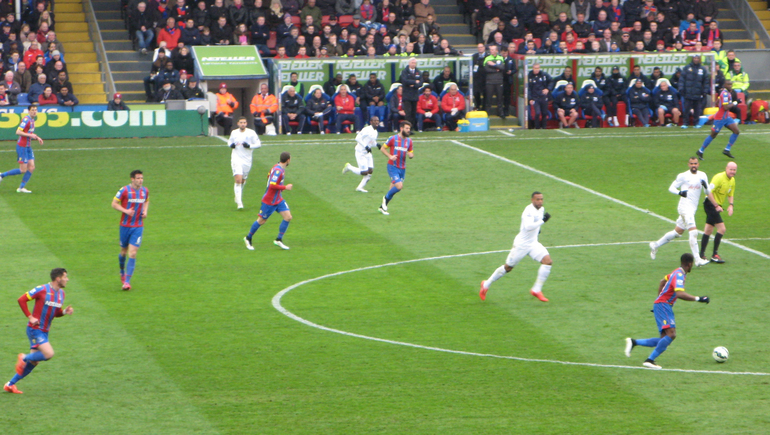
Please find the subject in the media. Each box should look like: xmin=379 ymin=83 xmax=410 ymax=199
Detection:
xmin=1 ymin=126 xmax=769 ymax=434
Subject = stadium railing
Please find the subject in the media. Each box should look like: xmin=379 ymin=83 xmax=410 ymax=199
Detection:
xmin=84 ymin=0 xmax=117 ymax=98
xmin=726 ymin=0 xmax=770 ymax=48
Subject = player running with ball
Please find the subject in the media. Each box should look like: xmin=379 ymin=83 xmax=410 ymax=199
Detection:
xmin=480 ymin=191 xmax=553 ymax=302
xmin=342 ymin=116 xmax=380 ymax=193
xmin=379 ymin=121 xmax=413 ymax=215
xmin=625 ymin=253 xmax=710 ymax=370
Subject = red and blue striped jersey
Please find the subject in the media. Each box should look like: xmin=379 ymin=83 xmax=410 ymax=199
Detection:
xmin=17 ymin=115 xmax=34 ymax=147
xmin=385 ymin=134 xmax=413 ymax=169
xmin=714 ymin=89 xmax=732 ymax=120
xmin=654 ymin=267 xmax=686 ymax=305
xmin=116 ymin=185 xmax=149 ymax=227
xmin=262 ymin=164 xmax=285 ymax=205
xmin=26 ymin=284 xmax=65 ymax=333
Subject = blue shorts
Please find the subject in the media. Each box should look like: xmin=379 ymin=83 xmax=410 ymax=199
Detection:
xmin=26 ymin=326 xmax=49 ymax=349
xmin=259 ymin=200 xmax=289 ymax=220
xmin=653 ymin=303 xmax=676 ymax=333
xmin=712 ymin=116 xmax=737 ymax=133
xmin=16 ymin=145 xmax=34 ymax=164
xmin=119 ymin=226 xmax=144 ymax=248
xmin=387 ymin=165 xmax=406 ymax=184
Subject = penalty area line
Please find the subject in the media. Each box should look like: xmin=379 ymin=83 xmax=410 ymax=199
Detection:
xmin=272 ymin=243 xmax=770 ymax=376
xmin=555 ymin=129 xmax=574 ymax=136
xmin=449 ymin=140 xmax=770 ymax=260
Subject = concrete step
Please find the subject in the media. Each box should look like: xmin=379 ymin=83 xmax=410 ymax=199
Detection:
xmin=97 ymin=20 xmax=124 ymax=31
xmin=57 ymin=32 xmax=93 ymax=43
xmin=435 ymin=13 xmax=466 ymax=25
xmin=114 ymin=90 xmax=146 ymax=102
xmin=110 ymin=61 xmax=152 ymax=72
xmin=58 ymin=0 xmax=84 ymax=3
xmin=56 ymin=12 xmax=86 ymax=22
xmin=105 ymin=40 xmax=135 ymax=51
xmin=78 ymin=94 xmax=109 ymax=104
xmin=69 ymin=72 xmax=102 ymax=82
xmin=115 ymin=81 xmax=145 ymax=92
xmin=95 ymin=11 xmax=123 ymax=20
xmin=755 ymin=10 xmax=770 ymax=19
xmin=107 ymin=51 xmax=148 ymax=62
xmin=62 ymin=42 xmax=97 ymax=53
xmin=748 ymin=1 xmax=766 ymax=11
xmin=76 ymin=84 xmax=108 ymax=94
xmin=67 ymin=52 xmax=98 ymax=62
xmin=68 ymin=62 xmax=101 ymax=72
xmin=57 ymin=22 xmax=89 ymax=32
xmin=55 ymin=3 xmax=82 ymax=12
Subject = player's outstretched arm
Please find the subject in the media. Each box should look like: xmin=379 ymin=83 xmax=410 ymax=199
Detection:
xmin=677 ymin=291 xmax=709 ymax=303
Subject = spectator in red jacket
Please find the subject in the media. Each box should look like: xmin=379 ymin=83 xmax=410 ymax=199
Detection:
xmin=38 ymin=86 xmax=58 ymax=105
xmin=23 ymin=41 xmax=44 ymax=69
xmin=441 ymin=83 xmax=466 ymax=131
xmin=334 ymin=84 xmax=360 ymax=133
xmin=416 ymin=85 xmax=442 ymax=131
xmin=158 ymin=17 xmax=182 ymax=48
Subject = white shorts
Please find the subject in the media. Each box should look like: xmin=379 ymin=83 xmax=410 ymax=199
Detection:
xmin=505 ymin=242 xmax=549 ymax=267
xmin=231 ymin=159 xmax=252 ymax=178
xmin=355 ymin=149 xmax=374 ymax=171
xmin=675 ymin=210 xmax=696 ymax=230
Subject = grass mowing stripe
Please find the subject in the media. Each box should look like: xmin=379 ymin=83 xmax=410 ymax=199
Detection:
xmin=449 ymin=139 xmax=770 ymax=260
xmin=274 ymin=242 xmax=770 ymax=376
xmin=0 ymin=196 xmax=220 ymax=435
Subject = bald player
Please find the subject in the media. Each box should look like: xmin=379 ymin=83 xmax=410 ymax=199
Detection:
xmin=700 ymin=162 xmax=737 ymax=263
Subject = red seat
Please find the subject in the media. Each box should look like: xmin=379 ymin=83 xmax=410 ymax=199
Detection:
xmin=339 ymin=15 xmax=354 ymax=27
xmin=267 ymin=31 xmax=277 ymax=49
xmin=321 ymin=15 xmax=329 ymax=25
xmin=533 ymin=38 xmax=541 ymax=48
xmin=290 ymin=15 xmax=301 ymax=26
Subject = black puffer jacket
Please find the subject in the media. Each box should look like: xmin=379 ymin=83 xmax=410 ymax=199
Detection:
xmin=679 ymin=61 xmax=709 ymax=100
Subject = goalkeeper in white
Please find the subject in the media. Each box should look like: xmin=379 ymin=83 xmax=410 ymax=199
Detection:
xmin=229 ymin=117 xmax=261 ymax=209
xmin=650 ymin=157 xmax=721 ymax=266
xmin=342 ymin=116 xmax=380 ymax=192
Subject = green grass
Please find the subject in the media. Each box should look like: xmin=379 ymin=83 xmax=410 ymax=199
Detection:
xmin=1 ymin=126 xmax=770 ymax=434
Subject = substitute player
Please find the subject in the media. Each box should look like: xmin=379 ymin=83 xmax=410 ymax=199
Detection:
xmin=229 ymin=116 xmax=261 ymax=210
xmin=649 ymin=157 xmax=720 ymax=267
xmin=700 ymin=162 xmax=737 ymax=263
xmin=624 ymin=253 xmax=710 ymax=369
xmin=696 ymin=80 xmax=739 ymax=160
xmin=342 ymin=116 xmax=380 ymax=193
xmin=244 ymin=152 xmax=292 ymax=250
xmin=0 ymin=105 xmax=43 ymax=193
xmin=480 ymin=191 xmax=553 ymax=302
xmin=112 ymin=170 xmax=150 ymax=290
xmin=378 ymin=121 xmax=414 ymax=215
xmin=4 ymin=268 xmax=73 ymax=394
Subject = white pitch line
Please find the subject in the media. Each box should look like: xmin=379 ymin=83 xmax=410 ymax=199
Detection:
xmin=450 ymin=140 xmax=770 ymax=260
xmin=272 ymin=244 xmax=770 ymax=376
xmin=726 ymin=237 xmax=770 ymax=241
xmin=555 ymin=129 xmax=574 ymax=136
xmin=498 ymin=130 xmax=516 ymax=137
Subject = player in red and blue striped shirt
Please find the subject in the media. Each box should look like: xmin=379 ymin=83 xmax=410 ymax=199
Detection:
xmin=4 ymin=268 xmax=73 ymax=395
xmin=697 ymin=81 xmax=740 ymax=160
xmin=111 ymin=170 xmax=150 ymax=291
xmin=378 ymin=121 xmax=414 ymax=215
xmin=623 ymin=253 xmax=710 ymax=370
xmin=244 ymin=152 xmax=293 ymax=250
xmin=0 ymin=105 xmax=44 ymax=193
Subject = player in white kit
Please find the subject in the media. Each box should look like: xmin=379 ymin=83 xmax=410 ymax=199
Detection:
xmin=649 ymin=157 xmax=721 ymax=266
xmin=342 ymin=116 xmax=380 ymax=192
xmin=480 ymin=192 xmax=553 ymax=302
xmin=228 ymin=117 xmax=261 ymax=209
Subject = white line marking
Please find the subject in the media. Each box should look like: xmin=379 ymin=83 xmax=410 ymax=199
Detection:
xmin=498 ymin=130 xmax=516 ymax=137
xmin=272 ymin=244 xmax=770 ymax=376
xmin=450 ymin=140 xmax=770 ymax=260
xmin=555 ymin=129 xmax=574 ymax=136
xmin=726 ymin=237 xmax=770 ymax=241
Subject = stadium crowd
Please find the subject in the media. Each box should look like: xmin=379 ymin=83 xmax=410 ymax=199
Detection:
xmin=0 ymin=2 xmax=80 ymax=106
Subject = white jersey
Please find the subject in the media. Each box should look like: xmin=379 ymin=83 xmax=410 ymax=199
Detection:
xmin=228 ymin=128 xmax=261 ymax=164
xmin=669 ymin=170 xmax=710 ymax=213
xmin=354 ymin=125 xmax=379 ymax=153
xmin=513 ymin=203 xmax=545 ymax=248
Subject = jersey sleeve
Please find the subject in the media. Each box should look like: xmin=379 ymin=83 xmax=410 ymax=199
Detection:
xmin=700 ymin=173 xmax=711 ymax=193
xmin=407 ymin=139 xmax=413 ymax=152
xmin=17 ymin=117 xmax=29 ymax=132
xmin=228 ymin=130 xmax=237 ymax=145
xmin=249 ymin=131 xmax=261 ymax=148
xmin=115 ymin=186 xmax=126 ymax=200
xmin=268 ymin=168 xmax=282 ymax=186
xmin=669 ymin=175 xmax=684 ymax=194
xmin=672 ymin=271 xmax=685 ymax=292
xmin=26 ymin=286 xmax=45 ymax=300
xmin=721 ymin=91 xmax=731 ymax=106
xmin=385 ymin=136 xmax=395 ymax=151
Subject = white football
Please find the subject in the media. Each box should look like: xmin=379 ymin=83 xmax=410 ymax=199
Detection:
xmin=713 ymin=346 xmax=729 ymax=363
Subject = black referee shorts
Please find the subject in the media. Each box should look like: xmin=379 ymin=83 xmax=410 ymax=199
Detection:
xmin=704 ymin=199 xmax=723 ymax=226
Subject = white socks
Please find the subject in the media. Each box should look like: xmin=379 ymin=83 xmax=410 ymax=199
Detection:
xmin=688 ymin=230 xmax=700 ymax=258
xmin=654 ymin=230 xmax=679 ymax=248
xmin=357 ymin=174 xmax=371 ymax=190
xmin=532 ymin=264 xmax=552 ymax=293
xmin=484 ymin=265 xmax=508 ymax=289
xmin=234 ymin=182 xmax=245 ymax=205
